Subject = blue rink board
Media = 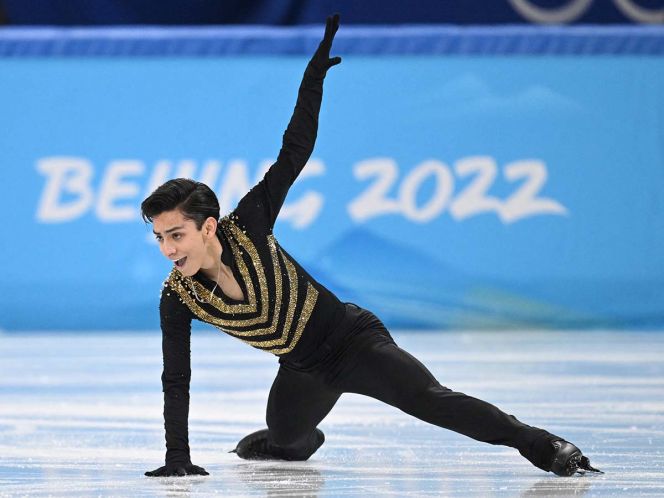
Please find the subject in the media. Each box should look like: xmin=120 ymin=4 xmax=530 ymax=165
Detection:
xmin=0 ymin=27 xmax=663 ymax=331
xmin=1 ymin=25 xmax=663 ymax=56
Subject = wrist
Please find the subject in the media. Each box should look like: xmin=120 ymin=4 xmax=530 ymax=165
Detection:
xmin=305 ymin=62 xmax=327 ymax=81
xmin=165 ymin=450 xmax=191 ymax=467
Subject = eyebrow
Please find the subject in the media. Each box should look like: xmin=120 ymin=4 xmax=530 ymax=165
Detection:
xmin=152 ymin=225 xmax=185 ymax=236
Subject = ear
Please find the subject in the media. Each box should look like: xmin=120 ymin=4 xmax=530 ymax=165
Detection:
xmin=203 ymin=216 xmax=218 ymax=238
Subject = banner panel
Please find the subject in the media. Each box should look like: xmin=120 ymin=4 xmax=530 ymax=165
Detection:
xmin=3 ymin=0 xmax=664 ymax=25
xmin=1 ymin=54 xmax=663 ymax=330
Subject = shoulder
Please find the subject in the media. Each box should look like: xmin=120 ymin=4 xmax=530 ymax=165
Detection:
xmin=219 ymin=212 xmax=268 ymax=244
xmin=160 ymin=270 xmax=192 ymax=318
xmin=228 ymin=180 xmax=272 ymax=233
xmin=161 ymin=268 xmax=183 ymax=299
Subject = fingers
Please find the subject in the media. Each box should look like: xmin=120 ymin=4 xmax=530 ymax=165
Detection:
xmin=145 ymin=466 xmax=182 ymax=477
xmin=324 ymin=13 xmax=340 ymax=41
xmin=145 ymin=466 xmax=167 ymax=477
xmin=145 ymin=465 xmax=208 ymax=477
xmin=311 ymin=13 xmax=341 ymax=73
xmin=187 ymin=465 xmax=209 ymax=476
xmin=319 ymin=13 xmax=340 ymax=52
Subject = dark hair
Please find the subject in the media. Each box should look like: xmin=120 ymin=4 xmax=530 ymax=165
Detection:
xmin=141 ymin=178 xmax=220 ymax=230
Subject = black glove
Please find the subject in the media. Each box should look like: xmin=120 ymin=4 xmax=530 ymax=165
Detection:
xmin=144 ymin=463 xmax=209 ymax=477
xmin=309 ymin=13 xmax=342 ymax=77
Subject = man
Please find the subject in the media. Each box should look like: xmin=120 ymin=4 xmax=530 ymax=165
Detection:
xmin=142 ymin=14 xmax=601 ymax=478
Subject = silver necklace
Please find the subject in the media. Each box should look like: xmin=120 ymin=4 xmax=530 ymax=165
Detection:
xmin=191 ymin=262 xmax=222 ymax=304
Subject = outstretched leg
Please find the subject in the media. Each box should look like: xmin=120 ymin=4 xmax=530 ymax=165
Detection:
xmin=234 ymin=363 xmax=341 ymax=461
xmin=333 ymin=325 xmax=572 ymax=472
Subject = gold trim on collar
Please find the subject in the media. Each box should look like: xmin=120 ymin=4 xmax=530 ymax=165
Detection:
xmin=165 ymin=216 xmax=318 ymax=355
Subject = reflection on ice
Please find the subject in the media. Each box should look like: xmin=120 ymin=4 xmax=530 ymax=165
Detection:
xmin=521 ymin=476 xmax=594 ymax=497
xmin=233 ymin=463 xmax=325 ymax=496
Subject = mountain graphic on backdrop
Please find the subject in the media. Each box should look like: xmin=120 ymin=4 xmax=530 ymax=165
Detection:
xmin=302 ymin=227 xmax=596 ymax=329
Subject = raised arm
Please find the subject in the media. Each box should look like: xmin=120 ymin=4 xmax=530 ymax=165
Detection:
xmin=236 ymin=14 xmax=342 ymax=229
xmin=145 ymin=290 xmax=208 ymax=477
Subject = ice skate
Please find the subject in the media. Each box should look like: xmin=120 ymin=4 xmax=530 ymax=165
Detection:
xmin=232 ymin=429 xmax=276 ymax=460
xmin=550 ymin=440 xmax=603 ymax=476
xmin=232 ymin=428 xmax=325 ymax=461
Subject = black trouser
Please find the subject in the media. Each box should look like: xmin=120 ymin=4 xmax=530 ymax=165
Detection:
xmin=262 ymin=304 xmax=560 ymax=471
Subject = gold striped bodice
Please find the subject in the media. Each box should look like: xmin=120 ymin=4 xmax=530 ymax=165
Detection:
xmin=165 ymin=217 xmax=319 ymax=355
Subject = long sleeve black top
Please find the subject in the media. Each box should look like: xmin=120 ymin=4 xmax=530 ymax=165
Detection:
xmin=157 ymin=61 xmax=346 ymax=466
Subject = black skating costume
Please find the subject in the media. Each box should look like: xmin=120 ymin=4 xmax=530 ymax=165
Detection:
xmin=154 ymin=15 xmax=600 ymax=478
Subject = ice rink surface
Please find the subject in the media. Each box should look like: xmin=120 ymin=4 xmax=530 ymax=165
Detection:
xmin=1 ymin=329 xmax=663 ymax=497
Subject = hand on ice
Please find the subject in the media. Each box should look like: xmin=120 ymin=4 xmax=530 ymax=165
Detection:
xmin=144 ymin=463 xmax=209 ymax=477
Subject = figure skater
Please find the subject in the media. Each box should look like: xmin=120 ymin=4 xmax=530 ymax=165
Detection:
xmin=142 ymin=14 xmax=601 ymax=478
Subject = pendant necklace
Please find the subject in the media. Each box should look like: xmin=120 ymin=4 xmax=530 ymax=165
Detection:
xmin=191 ymin=262 xmax=222 ymax=304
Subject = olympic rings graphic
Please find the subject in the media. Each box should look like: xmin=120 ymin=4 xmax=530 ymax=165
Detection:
xmin=613 ymin=0 xmax=663 ymax=24
xmin=508 ymin=0 xmax=594 ymax=24
xmin=508 ymin=0 xmax=663 ymax=24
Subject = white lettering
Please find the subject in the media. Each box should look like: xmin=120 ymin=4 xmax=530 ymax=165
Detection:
xmin=219 ymin=160 xmax=251 ymax=215
xmin=144 ymin=160 xmax=172 ymax=199
xmin=173 ymin=159 xmax=197 ymax=180
xmin=279 ymin=192 xmax=324 ymax=229
xmin=500 ymin=160 xmax=568 ymax=223
xmin=450 ymin=156 xmax=503 ymax=221
xmin=199 ymin=160 xmax=222 ymax=188
xmin=96 ymin=160 xmax=145 ymax=221
xmin=36 ymin=157 xmax=94 ymax=222
xmin=400 ymin=160 xmax=454 ymax=222
xmin=277 ymin=159 xmax=326 ymax=228
xmin=143 ymin=159 xmax=222 ymax=199
xmin=349 ymin=156 xmax=567 ymax=224
xmin=347 ymin=158 xmax=401 ymax=222
xmin=34 ymin=154 xmax=567 ymax=228
xmin=256 ymin=159 xmax=274 ymax=182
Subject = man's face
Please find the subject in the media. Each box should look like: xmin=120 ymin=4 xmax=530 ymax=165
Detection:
xmin=152 ymin=209 xmax=208 ymax=277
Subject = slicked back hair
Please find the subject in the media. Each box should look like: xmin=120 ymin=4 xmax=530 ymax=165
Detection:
xmin=141 ymin=178 xmax=220 ymax=230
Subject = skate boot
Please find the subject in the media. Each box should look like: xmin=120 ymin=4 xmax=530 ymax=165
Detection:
xmin=232 ymin=429 xmax=278 ymax=460
xmin=232 ymin=428 xmax=325 ymax=461
xmin=550 ymin=440 xmax=603 ymax=476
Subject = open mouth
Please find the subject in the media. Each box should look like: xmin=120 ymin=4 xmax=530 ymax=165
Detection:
xmin=174 ymin=256 xmax=187 ymax=268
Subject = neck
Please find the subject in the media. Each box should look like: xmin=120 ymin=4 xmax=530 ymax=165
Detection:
xmin=200 ymin=236 xmax=223 ymax=281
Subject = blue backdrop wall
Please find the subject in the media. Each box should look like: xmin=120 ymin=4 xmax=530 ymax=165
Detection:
xmin=1 ymin=26 xmax=663 ymax=331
